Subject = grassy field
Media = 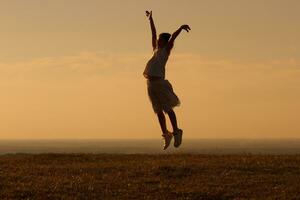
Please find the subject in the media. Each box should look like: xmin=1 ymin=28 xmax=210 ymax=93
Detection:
xmin=0 ymin=154 xmax=299 ymax=199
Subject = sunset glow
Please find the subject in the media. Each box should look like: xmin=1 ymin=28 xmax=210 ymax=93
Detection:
xmin=0 ymin=0 xmax=299 ymax=139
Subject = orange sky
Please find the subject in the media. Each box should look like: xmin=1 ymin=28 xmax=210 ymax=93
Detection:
xmin=0 ymin=0 xmax=299 ymax=139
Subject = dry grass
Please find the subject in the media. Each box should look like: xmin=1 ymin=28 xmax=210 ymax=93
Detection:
xmin=0 ymin=154 xmax=299 ymax=199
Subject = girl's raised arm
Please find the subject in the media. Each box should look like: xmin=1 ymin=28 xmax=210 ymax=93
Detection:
xmin=167 ymin=24 xmax=191 ymax=52
xmin=146 ymin=11 xmax=157 ymax=50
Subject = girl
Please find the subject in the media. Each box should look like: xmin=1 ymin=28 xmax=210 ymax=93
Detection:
xmin=143 ymin=10 xmax=191 ymax=150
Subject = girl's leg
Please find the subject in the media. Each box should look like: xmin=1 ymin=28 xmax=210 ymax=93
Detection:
xmin=167 ymin=109 xmax=182 ymax=148
xmin=167 ymin=109 xmax=179 ymax=132
xmin=158 ymin=111 xmax=173 ymax=150
xmin=157 ymin=111 xmax=167 ymax=134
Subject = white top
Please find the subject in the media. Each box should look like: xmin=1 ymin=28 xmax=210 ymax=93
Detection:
xmin=143 ymin=47 xmax=169 ymax=79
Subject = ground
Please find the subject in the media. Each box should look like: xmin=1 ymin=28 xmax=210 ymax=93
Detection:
xmin=0 ymin=154 xmax=299 ymax=199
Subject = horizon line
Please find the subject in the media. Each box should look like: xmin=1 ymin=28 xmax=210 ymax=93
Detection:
xmin=1 ymin=137 xmax=300 ymax=141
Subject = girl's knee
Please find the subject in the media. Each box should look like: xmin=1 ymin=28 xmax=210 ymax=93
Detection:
xmin=157 ymin=111 xmax=164 ymax=116
xmin=166 ymin=109 xmax=175 ymax=115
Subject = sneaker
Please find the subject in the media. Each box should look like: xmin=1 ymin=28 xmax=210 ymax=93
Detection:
xmin=173 ymin=129 xmax=183 ymax=148
xmin=162 ymin=131 xmax=173 ymax=150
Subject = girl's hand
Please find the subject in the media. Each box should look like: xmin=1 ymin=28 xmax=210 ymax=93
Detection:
xmin=180 ymin=24 xmax=191 ymax=32
xmin=146 ymin=10 xmax=152 ymax=19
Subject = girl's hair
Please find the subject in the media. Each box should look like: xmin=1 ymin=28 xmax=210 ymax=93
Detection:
xmin=159 ymin=33 xmax=171 ymax=42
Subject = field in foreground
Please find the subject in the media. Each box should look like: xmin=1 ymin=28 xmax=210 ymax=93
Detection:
xmin=0 ymin=154 xmax=299 ymax=200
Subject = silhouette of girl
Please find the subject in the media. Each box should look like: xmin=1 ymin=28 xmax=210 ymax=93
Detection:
xmin=143 ymin=10 xmax=191 ymax=150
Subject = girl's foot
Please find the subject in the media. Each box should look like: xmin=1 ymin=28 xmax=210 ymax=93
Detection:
xmin=162 ymin=131 xmax=173 ymax=150
xmin=173 ymin=129 xmax=183 ymax=148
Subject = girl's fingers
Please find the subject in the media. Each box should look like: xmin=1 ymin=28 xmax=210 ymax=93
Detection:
xmin=145 ymin=10 xmax=152 ymax=17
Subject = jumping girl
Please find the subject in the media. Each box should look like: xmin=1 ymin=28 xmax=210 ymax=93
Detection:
xmin=143 ymin=10 xmax=191 ymax=150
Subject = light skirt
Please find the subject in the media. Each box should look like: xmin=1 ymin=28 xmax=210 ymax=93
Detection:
xmin=147 ymin=79 xmax=180 ymax=113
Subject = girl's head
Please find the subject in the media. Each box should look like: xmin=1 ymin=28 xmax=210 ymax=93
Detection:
xmin=157 ymin=33 xmax=171 ymax=48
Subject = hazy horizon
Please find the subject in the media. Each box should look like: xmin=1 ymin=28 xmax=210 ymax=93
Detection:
xmin=1 ymin=136 xmax=300 ymax=140
xmin=1 ymin=0 xmax=299 ymax=139
xmin=1 ymin=138 xmax=300 ymax=155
